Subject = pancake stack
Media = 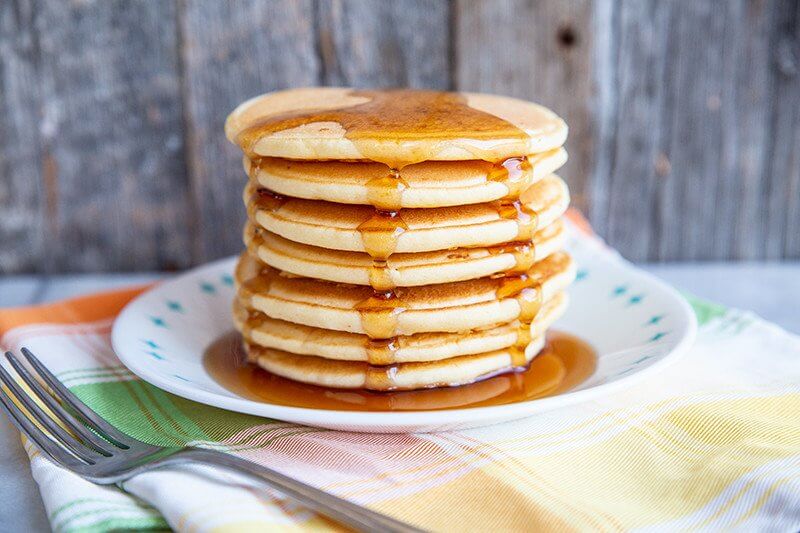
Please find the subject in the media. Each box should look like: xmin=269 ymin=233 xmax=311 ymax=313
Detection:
xmin=225 ymin=88 xmax=575 ymax=391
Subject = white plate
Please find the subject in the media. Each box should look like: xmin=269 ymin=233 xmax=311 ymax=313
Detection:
xmin=112 ymin=235 xmax=696 ymax=433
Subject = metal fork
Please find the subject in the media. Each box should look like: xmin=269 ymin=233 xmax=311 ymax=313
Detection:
xmin=0 ymin=348 xmax=422 ymax=533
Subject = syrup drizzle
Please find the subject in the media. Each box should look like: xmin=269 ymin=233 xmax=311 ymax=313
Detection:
xmin=235 ymin=89 xmax=532 ymax=169
xmin=496 ymin=274 xmax=544 ymax=369
xmin=235 ymin=251 xmax=543 ymax=375
xmin=232 ymin=89 xmax=565 ymax=392
xmin=244 ymin=182 xmax=286 ymax=223
xmin=365 ymin=167 xmax=408 ymax=211
xmin=488 ymin=156 xmax=534 ymax=199
xmin=487 ymin=241 xmax=537 ymax=273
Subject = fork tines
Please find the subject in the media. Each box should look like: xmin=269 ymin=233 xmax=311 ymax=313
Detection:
xmin=0 ymin=348 xmax=131 ymax=467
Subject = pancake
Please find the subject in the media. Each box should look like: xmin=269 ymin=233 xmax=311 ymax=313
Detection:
xmin=224 ymin=87 xmax=575 ymax=393
xmin=234 ymin=291 xmax=568 ymax=364
xmin=244 ymin=148 xmax=567 ymax=209
xmin=235 ymin=250 xmax=576 ymax=338
xmin=244 ymin=218 xmax=567 ymax=289
xmin=247 ymin=174 xmax=569 ymax=258
xmin=244 ymin=334 xmax=547 ymax=391
xmin=225 ymin=88 xmax=568 ymax=167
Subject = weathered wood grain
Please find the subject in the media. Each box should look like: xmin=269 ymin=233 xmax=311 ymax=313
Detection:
xmin=33 ymin=0 xmax=189 ymax=272
xmin=179 ymin=0 xmax=319 ymax=262
xmin=0 ymin=0 xmax=44 ymax=273
xmin=764 ymin=0 xmax=800 ymax=260
xmin=455 ymin=0 xmax=596 ymax=219
xmin=596 ymin=0 xmax=676 ymax=261
xmin=316 ymin=0 xmax=450 ymax=88
xmin=624 ymin=0 xmax=776 ymax=261
xmin=601 ymin=0 xmax=800 ymax=261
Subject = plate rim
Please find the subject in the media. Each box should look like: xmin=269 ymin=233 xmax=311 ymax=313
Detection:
xmin=111 ymin=253 xmax=698 ymax=428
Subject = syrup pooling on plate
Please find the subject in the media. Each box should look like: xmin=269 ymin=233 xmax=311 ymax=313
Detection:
xmin=203 ymin=331 xmax=597 ymax=411
xmin=235 ymin=89 xmax=532 ymax=169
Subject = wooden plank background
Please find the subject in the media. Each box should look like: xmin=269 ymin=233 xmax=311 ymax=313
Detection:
xmin=1 ymin=0 xmax=798 ymax=273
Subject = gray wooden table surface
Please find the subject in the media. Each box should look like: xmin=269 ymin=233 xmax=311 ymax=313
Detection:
xmin=1 ymin=263 xmax=798 ymax=531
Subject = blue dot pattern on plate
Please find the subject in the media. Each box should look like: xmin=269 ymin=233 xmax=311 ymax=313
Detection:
xmin=220 ymin=274 xmax=234 ymax=286
xmin=627 ymin=294 xmax=644 ymax=306
xmin=149 ymin=316 xmax=167 ymax=328
xmin=200 ymin=282 xmax=216 ymax=294
xmin=166 ymin=300 xmax=184 ymax=313
xmin=575 ymin=269 xmax=588 ymax=281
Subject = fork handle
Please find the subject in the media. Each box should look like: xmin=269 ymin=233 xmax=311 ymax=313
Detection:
xmin=168 ymin=448 xmax=424 ymax=532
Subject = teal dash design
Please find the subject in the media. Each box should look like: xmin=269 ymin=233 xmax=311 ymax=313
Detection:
xmin=612 ymin=285 xmax=628 ymax=297
xmin=166 ymin=300 xmax=184 ymax=313
xmin=627 ymin=294 xmax=644 ymax=305
xmin=173 ymin=374 xmax=191 ymax=382
xmin=149 ymin=316 xmax=167 ymax=328
xmin=200 ymin=282 xmax=216 ymax=294
xmin=575 ymin=269 xmax=588 ymax=281
xmin=221 ymin=274 xmax=234 ymax=286
xmin=146 ymin=351 xmax=164 ymax=361
xmin=142 ymin=340 xmax=159 ymax=349
xmin=649 ymin=332 xmax=668 ymax=342
xmin=646 ymin=315 xmax=665 ymax=325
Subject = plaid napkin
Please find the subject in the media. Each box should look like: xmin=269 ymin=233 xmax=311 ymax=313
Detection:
xmin=2 ymin=218 xmax=799 ymax=532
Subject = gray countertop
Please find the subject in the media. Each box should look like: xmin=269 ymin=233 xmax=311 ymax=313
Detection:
xmin=1 ymin=263 xmax=798 ymax=531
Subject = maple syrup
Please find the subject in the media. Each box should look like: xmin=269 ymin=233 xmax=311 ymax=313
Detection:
xmin=364 ymin=337 xmax=400 ymax=366
xmin=487 ymin=241 xmax=537 ymax=273
xmin=235 ymin=89 xmax=532 ymax=168
xmin=203 ymin=331 xmax=596 ymax=411
xmin=353 ymin=289 xmax=406 ymax=340
xmin=488 ymin=156 xmax=534 ymax=199
xmin=365 ymin=168 xmax=408 ymax=211
xmin=356 ymin=209 xmax=408 ymax=260
xmin=244 ymin=181 xmax=287 ymax=223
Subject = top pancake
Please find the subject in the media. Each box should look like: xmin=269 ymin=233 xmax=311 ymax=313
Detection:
xmin=225 ymin=88 xmax=568 ymax=167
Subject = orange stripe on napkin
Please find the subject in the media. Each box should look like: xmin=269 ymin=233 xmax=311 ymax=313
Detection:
xmin=0 ymin=285 xmax=148 ymax=333
xmin=565 ymin=207 xmax=594 ymax=236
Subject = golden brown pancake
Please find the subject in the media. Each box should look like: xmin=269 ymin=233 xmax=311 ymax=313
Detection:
xmin=225 ymin=88 xmax=568 ymax=167
xmin=244 ymin=148 xmax=567 ymax=209
xmin=244 ymin=218 xmax=566 ymax=289
xmin=234 ymin=250 xmax=576 ymax=338
xmin=234 ymin=291 xmax=568 ymax=364
xmin=246 ymin=174 xmax=569 ymax=257
xmin=244 ymin=335 xmax=548 ymax=391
